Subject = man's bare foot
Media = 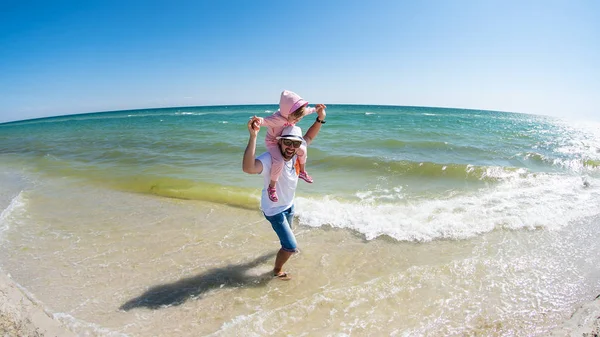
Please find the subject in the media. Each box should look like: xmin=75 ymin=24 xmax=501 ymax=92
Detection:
xmin=274 ymin=272 xmax=291 ymax=281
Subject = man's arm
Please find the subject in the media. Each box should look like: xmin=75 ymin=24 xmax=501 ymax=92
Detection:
xmin=303 ymin=104 xmax=326 ymax=146
xmin=242 ymin=118 xmax=264 ymax=174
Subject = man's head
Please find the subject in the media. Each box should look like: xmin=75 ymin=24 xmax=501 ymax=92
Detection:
xmin=276 ymin=125 xmax=304 ymax=160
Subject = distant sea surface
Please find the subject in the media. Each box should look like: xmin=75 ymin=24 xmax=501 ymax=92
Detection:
xmin=1 ymin=105 xmax=599 ymax=336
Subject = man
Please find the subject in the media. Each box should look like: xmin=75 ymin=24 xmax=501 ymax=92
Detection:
xmin=242 ymin=105 xmax=326 ymax=280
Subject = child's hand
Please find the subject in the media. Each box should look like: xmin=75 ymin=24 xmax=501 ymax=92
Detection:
xmin=315 ymin=104 xmax=327 ymax=119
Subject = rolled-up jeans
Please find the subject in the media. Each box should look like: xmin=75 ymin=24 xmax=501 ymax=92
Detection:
xmin=264 ymin=205 xmax=297 ymax=252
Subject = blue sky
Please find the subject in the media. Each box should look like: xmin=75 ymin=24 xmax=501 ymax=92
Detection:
xmin=1 ymin=0 xmax=598 ymax=123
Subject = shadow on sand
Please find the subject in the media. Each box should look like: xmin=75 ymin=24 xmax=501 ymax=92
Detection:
xmin=120 ymin=251 xmax=276 ymax=311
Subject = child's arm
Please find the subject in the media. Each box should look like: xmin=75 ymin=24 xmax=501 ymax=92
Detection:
xmin=304 ymin=107 xmax=317 ymax=116
xmin=257 ymin=114 xmax=284 ymax=128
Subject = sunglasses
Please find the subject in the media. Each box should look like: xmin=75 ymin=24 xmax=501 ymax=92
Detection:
xmin=282 ymin=139 xmax=302 ymax=148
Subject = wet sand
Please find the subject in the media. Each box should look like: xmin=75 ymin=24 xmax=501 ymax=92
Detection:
xmin=2 ymin=269 xmax=599 ymax=336
xmin=0 ymin=272 xmax=75 ymax=336
xmin=553 ymin=294 xmax=600 ymax=336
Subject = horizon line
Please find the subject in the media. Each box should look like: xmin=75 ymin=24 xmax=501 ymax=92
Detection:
xmin=0 ymin=103 xmax=533 ymax=126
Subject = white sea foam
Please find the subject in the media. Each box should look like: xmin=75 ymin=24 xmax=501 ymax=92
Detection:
xmin=296 ymin=173 xmax=600 ymax=242
xmin=0 ymin=191 xmax=26 ymax=239
xmin=174 ymin=112 xmax=207 ymax=116
xmin=210 ymin=313 xmax=263 ymax=336
xmin=355 ymin=186 xmax=405 ymax=203
xmin=552 ymin=158 xmax=600 ymax=173
xmin=54 ymin=312 xmax=129 ymax=337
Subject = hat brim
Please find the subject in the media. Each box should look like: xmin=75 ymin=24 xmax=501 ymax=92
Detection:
xmin=276 ymin=135 xmax=304 ymax=142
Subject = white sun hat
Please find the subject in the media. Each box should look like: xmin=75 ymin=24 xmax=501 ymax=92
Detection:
xmin=276 ymin=125 xmax=305 ymax=142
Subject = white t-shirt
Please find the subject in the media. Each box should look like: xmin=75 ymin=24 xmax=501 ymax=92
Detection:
xmin=257 ymin=152 xmax=299 ymax=216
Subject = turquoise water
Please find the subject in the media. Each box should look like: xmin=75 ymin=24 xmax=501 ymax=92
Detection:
xmin=1 ymin=105 xmax=600 ymax=241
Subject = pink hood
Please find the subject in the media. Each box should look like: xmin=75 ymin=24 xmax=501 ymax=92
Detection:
xmin=278 ymin=90 xmax=308 ymax=118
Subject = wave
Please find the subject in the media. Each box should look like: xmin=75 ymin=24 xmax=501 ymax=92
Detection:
xmin=313 ymin=149 xmax=600 ymax=180
xmin=31 ymin=152 xmax=596 ymax=200
xmin=295 ymin=173 xmax=600 ymax=242
xmin=0 ymin=191 xmax=27 ymax=238
xmin=82 ymin=163 xmax=599 ymax=243
xmin=8 ymin=154 xmax=599 ymax=244
xmin=174 ymin=112 xmax=207 ymax=116
xmin=313 ymin=155 xmax=529 ymax=182
xmin=520 ymin=152 xmax=546 ymax=164
xmin=517 ymin=152 xmax=600 ymax=173
xmin=54 ymin=312 xmax=128 ymax=336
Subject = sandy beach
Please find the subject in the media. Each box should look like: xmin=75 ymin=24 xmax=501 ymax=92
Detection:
xmin=552 ymin=294 xmax=600 ymax=336
xmin=0 ymin=272 xmax=75 ymax=336
xmin=1 ymin=268 xmax=599 ymax=336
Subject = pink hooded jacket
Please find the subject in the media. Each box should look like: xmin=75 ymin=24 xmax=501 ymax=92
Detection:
xmin=257 ymin=90 xmax=316 ymax=145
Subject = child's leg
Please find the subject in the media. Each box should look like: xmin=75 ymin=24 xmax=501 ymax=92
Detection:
xmin=267 ymin=144 xmax=284 ymax=188
xmin=297 ymin=145 xmax=313 ymax=183
xmin=297 ymin=145 xmax=307 ymax=172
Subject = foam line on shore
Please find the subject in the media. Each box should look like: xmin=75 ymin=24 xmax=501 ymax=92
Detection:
xmin=552 ymin=294 xmax=600 ymax=336
xmin=0 ymin=271 xmax=76 ymax=336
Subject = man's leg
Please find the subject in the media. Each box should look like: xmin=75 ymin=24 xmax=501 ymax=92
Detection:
xmin=274 ymin=248 xmax=294 ymax=275
xmin=264 ymin=206 xmax=297 ymax=279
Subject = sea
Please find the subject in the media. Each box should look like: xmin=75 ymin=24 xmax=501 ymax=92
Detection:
xmin=0 ymin=104 xmax=599 ymax=336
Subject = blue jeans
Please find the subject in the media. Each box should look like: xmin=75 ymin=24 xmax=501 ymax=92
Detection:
xmin=264 ymin=205 xmax=297 ymax=253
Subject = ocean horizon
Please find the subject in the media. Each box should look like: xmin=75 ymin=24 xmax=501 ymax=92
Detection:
xmin=1 ymin=104 xmax=599 ymax=335
xmin=1 ymin=103 xmax=529 ymax=126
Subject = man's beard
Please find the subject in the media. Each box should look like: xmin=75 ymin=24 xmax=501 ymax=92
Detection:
xmin=280 ymin=145 xmax=296 ymax=160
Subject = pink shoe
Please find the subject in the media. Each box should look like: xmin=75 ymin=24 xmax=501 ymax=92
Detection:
xmin=299 ymin=171 xmax=314 ymax=183
xmin=267 ymin=186 xmax=278 ymax=202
